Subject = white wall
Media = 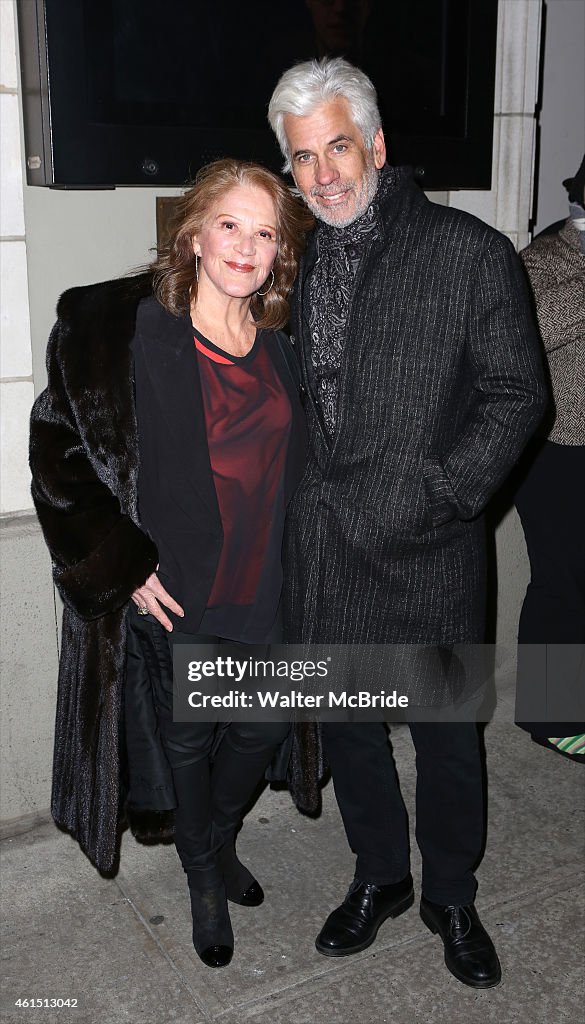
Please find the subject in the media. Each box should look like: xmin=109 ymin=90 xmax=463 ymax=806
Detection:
xmin=1 ymin=0 xmax=34 ymax=514
xmin=534 ymin=0 xmax=585 ymax=233
xmin=25 ymin=185 xmax=184 ymax=395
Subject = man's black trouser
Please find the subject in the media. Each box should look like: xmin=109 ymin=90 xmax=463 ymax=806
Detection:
xmin=322 ymin=721 xmax=484 ymax=906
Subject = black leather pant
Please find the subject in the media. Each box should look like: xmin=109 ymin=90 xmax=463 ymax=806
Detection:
xmin=126 ymin=608 xmax=289 ymax=882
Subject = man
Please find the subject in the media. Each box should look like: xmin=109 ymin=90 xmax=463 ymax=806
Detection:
xmin=268 ymin=58 xmax=545 ymax=988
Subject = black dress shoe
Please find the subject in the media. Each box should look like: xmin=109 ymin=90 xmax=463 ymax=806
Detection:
xmin=316 ymin=874 xmax=414 ymax=956
xmin=420 ymin=897 xmax=502 ymax=988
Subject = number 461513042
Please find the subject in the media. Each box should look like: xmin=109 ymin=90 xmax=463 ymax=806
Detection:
xmin=15 ymin=999 xmax=78 ymax=1008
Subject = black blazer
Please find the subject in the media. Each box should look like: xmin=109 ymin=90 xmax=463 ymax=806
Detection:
xmin=132 ymin=295 xmax=308 ymax=632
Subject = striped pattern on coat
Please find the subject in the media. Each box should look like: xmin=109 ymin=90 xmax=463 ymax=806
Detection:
xmin=284 ymin=167 xmax=546 ymax=645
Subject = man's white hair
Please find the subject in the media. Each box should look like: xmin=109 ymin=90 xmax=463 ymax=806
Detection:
xmin=268 ymin=58 xmax=382 ymax=173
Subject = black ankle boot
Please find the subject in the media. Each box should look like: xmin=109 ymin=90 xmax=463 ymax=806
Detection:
xmin=188 ymin=880 xmax=234 ymax=968
xmin=218 ymin=839 xmax=264 ymax=907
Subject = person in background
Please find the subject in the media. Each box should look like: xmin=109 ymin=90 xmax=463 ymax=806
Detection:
xmin=515 ymin=155 xmax=585 ymax=763
xmin=306 ymin=0 xmax=372 ymax=63
xmin=268 ymin=57 xmax=545 ymax=989
xmin=29 ymin=159 xmax=313 ymax=968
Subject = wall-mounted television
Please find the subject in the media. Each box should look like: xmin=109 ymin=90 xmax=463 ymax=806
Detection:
xmin=18 ymin=0 xmax=498 ymax=190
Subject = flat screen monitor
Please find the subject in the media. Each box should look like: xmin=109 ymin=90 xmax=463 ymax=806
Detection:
xmin=18 ymin=0 xmax=498 ymax=190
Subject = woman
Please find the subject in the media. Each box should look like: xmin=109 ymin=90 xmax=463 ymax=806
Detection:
xmin=515 ymin=156 xmax=585 ymax=763
xmin=29 ymin=159 xmax=315 ymax=967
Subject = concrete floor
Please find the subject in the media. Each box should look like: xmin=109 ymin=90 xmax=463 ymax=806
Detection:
xmin=1 ymin=676 xmax=583 ymax=1024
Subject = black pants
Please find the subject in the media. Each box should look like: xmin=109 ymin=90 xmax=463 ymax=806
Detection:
xmin=128 ymin=611 xmax=289 ymax=883
xmin=515 ymin=439 xmax=585 ymax=736
xmin=322 ymin=721 xmax=483 ymax=906
xmin=516 ymin=440 xmax=585 ymax=644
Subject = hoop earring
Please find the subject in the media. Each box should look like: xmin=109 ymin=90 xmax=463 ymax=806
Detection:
xmin=195 ymin=254 xmax=199 ymax=282
xmin=257 ymin=270 xmax=274 ymax=297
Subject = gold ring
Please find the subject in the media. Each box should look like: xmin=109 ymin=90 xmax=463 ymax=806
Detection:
xmin=137 ymin=605 xmax=149 ymax=616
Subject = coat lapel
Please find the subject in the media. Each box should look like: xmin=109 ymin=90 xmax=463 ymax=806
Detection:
xmin=133 ymin=296 xmax=219 ymax=521
xmin=292 ymin=238 xmax=331 ymax=462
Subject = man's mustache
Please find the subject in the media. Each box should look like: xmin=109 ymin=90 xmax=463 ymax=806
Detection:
xmin=310 ymin=182 xmax=354 ymax=197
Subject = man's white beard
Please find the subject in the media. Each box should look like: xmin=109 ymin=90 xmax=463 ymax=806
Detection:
xmin=303 ymin=161 xmax=380 ymax=228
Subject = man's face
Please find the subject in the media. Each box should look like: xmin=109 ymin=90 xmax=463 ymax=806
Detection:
xmin=283 ymin=97 xmax=386 ymax=227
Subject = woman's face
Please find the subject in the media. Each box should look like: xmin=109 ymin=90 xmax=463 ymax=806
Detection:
xmin=192 ymin=184 xmax=279 ymax=301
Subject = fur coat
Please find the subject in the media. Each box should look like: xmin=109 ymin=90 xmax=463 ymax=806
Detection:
xmin=29 ymin=274 xmax=320 ymax=875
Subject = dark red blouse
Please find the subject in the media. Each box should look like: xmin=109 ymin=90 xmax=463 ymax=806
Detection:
xmin=194 ymin=328 xmax=291 ymax=642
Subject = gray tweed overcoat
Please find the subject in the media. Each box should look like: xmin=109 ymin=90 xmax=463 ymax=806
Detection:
xmin=520 ymin=218 xmax=585 ymax=445
xmin=284 ymin=167 xmax=546 ymax=645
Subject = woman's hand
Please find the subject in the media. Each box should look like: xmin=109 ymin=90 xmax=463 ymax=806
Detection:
xmin=132 ymin=573 xmax=184 ymax=631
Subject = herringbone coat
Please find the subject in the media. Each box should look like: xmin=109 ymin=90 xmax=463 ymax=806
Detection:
xmin=520 ymin=218 xmax=585 ymax=445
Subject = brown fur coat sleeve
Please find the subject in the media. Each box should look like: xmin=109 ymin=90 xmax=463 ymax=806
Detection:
xmin=29 ymin=280 xmax=158 ymax=618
